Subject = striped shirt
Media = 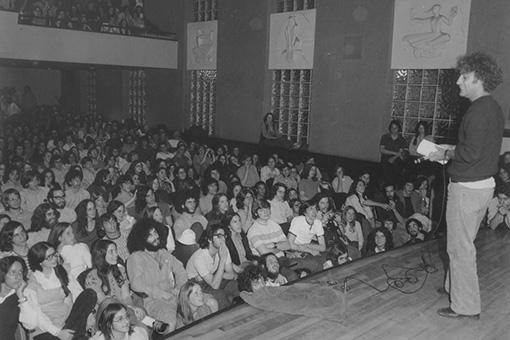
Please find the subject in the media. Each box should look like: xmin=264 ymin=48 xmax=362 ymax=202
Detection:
xmin=247 ymin=220 xmax=286 ymax=256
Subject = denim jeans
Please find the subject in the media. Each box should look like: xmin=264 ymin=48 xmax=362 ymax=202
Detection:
xmin=444 ymin=183 xmax=493 ymax=315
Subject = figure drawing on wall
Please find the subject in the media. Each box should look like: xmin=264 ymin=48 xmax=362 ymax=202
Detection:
xmin=187 ymin=21 xmax=217 ymax=70
xmin=403 ymin=4 xmax=458 ymax=59
xmin=391 ymin=0 xmax=471 ymax=69
xmin=192 ymin=28 xmax=216 ymax=64
xmin=269 ymin=9 xmax=316 ymax=70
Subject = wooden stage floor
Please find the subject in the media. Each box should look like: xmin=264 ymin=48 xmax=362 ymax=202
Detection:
xmin=164 ymin=228 xmax=510 ymax=340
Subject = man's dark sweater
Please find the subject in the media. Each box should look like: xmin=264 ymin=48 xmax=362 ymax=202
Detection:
xmin=448 ymin=95 xmax=503 ymax=182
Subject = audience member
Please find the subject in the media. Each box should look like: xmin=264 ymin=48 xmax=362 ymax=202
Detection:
xmin=126 ymin=219 xmax=188 ymax=331
xmin=186 ymin=224 xmax=239 ymax=309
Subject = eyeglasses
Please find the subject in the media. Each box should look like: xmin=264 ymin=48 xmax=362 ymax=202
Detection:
xmin=13 ymin=231 xmax=26 ymax=238
xmin=113 ymin=314 xmax=130 ymax=323
xmin=213 ymin=233 xmax=226 ymax=239
xmin=53 ymin=196 xmax=65 ymax=199
xmin=45 ymin=251 xmax=59 ymax=261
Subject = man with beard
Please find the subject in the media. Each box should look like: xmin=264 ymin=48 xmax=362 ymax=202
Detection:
xmin=404 ymin=218 xmax=428 ymax=245
xmin=173 ymin=191 xmax=208 ymax=239
xmin=374 ymin=182 xmax=405 ymax=224
xmin=47 ymin=187 xmax=77 ymax=223
xmin=126 ymin=218 xmax=188 ymax=332
xmin=186 ymin=224 xmax=239 ymax=310
xmin=259 ymin=253 xmax=287 ymax=287
xmin=27 ymin=203 xmax=59 ymax=247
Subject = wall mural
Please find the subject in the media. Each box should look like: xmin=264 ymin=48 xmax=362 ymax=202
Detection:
xmin=391 ymin=0 xmax=471 ymax=69
xmin=269 ymin=9 xmax=316 ymax=70
xmin=187 ymin=21 xmax=218 ymax=70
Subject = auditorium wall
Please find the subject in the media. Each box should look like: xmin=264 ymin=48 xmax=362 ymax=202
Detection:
xmin=204 ymin=0 xmax=510 ymax=161
xmin=0 ymin=66 xmax=61 ymax=106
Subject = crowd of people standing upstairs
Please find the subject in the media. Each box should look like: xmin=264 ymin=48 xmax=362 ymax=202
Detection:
xmin=0 ymin=99 xmax=470 ymax=340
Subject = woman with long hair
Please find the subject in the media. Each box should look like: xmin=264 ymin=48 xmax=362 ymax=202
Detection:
xmin=205 ymin=193 xmax=230 ymax=226
xmin=91 ymin=302 xmax=148 ymax=340
xmin=107 ymin=200 xmax=135 ymax=233
xmin=91 ymin=240 xmax=147 ymax=323
xmin=111 ymin=175 xmax=136 ymax=209
xmin=0 ymin=221 xmax=31 ymax=270
xmin=259 ymin=112 xmax=293 ymax=148
xmin=236 ymin=188 xmax=254 ymax=233
xmin=224 ymin=213 xmax=254 ymax=272
xmin=365 ymin=226 xmax=394 ymax=257
xmin=228 ymin=182 xmax=243 ymax=213
xmin=339 ymin=206 xmax=364 ymax=251
xmin=48 ymin=222 xmax=91 ymax=279
xmin=298 ymin=164 xmax=320 ymax=201
xmin=345 ymin=179 xmax=389 ymax=229
xmin=144 ymin=206 xmax=174 ymax=252
xmin=21 ymin=242 xmax=96 ymax=339
xmin=0 ymin=256 xmax=29 ymax=340
xmin=73 ymin=199 xmax=99 ymax=248
xmin=134 ymin=186 xmax=173 ymax=226
xmin=176 ymin=281 xmax=212 ymax=329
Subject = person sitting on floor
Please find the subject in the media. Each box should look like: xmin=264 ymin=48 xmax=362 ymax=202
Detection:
xmin=126 ymin=218 xmax=188 ymax=332
xmin=364 ymin=226 xmax=394 ymax=257
xmin=173 ymin=192 xmax=208 ymax=240
xmin=186 ymin=224 xmax=239 ymax=310
xmin=404 ymin=218 xmax=428 ymax=245
xmin=175 ymin=281 xmax=213 ymax=329
xmin=258 ymin=252 xmax=287 ymax=287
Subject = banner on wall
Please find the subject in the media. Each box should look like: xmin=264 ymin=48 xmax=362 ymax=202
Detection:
xmin=187 ymin=21 xmax=218 ymax=70
xmin=391 ymin=0 xmax=471 ymax=69
xmin=268 ymin=9 xmax=316 ymax=70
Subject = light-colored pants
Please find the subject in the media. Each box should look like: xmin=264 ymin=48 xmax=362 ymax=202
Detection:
xmin=445 ymin=182 xmax=493 ymax=315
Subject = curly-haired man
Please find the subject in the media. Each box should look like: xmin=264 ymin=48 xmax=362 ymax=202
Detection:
xmin=428 ymin=51 xmax=503 ymax=320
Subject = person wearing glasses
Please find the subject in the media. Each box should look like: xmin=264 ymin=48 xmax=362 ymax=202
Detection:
xmin=20 ymin=242 xmax=96 ymax=340
xmin=91 ymin=302 xmax=148 ymax=340
xmin=186 ymin=224 xmax=239 ymax=310
xmin=47 ymin=188 xmax=77 ymax=224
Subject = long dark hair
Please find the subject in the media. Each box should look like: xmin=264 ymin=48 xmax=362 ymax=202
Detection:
xmin=236 ymin=188 xmax=254 ymax=210
xmin=47 ymin=222 xmax=72 ymax=248
xmin=28 ymin=242 xmax=71 ymax=297
xmin=134 ymin=185 xmax=151 ymax=214
xmin=366 ymin=227 xmax=394 ymax=253
xmin=0 ymin=255 xmax=28 ymax=284
xmin=0 ymin=221 xmax=27 ymax=252
xmin=413 ymin=121 xmax=429 ymax=145
xmin=75 ymin=199 xmax=96 ymax=238
xmin=91 ymin=240 xmax=124 ymax=296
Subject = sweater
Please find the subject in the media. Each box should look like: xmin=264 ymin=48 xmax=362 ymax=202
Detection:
xmin=448 ymin=95 xmax=503 ymax=182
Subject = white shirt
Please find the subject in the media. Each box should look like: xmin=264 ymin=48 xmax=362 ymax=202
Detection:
xmin=288 ymin=216 xmax=324 ymax=245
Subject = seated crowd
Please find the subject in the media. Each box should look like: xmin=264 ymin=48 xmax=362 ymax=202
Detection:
xmin=0 ymin=100 xmax=475 ymax=339
xmin=5 ymin=0 xmax=148 ymax=36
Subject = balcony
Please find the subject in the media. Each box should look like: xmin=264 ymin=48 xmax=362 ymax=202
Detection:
xmin=0 ymin=10 xmax=178 ymax=69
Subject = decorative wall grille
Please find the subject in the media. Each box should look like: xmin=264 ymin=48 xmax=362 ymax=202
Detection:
xmin=129 ymin=70 xmax=146 ymax=125
xmin=271 ymin=0 xmax=315 ymax=145
xmin=189 ymin=0 xmax=218 ymax=136
xmin=86 ymin=70 xmax=97 ymax=115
